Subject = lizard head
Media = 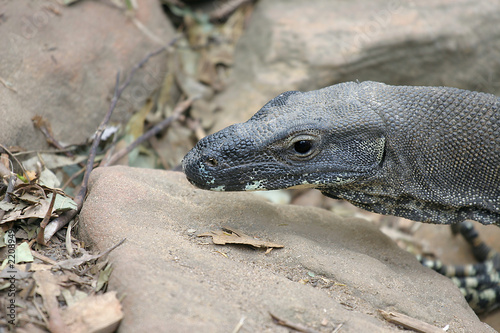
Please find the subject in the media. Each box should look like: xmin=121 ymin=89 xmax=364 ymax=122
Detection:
xmin=182 ymin=82 xmax=386 ymax=192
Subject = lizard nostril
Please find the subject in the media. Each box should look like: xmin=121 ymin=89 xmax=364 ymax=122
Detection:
xmin=205 ymin=157 xmax=218 ymax=167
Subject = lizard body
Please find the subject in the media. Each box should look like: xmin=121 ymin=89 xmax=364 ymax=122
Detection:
xmin=182 ymin=81 xmax=500 ymax=225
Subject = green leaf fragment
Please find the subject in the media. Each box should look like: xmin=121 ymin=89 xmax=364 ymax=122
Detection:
xmin=96 ymin=263 xmax=114 ymax=292
xmin=15 ymin=242 xmax=34 ymax=264
xmin=0 ymin=202 xmax=16 ymax=211
xmin=50 ymin=193 xmax=77 ymax=211
xmin=62 ymin=288 xmax=88 ymax=307
xmin=17 ymin=174 xmax=28 ymax=183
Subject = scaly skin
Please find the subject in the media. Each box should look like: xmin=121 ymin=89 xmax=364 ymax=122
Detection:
xmin=182 ymin=81 xmax=500 ymax=225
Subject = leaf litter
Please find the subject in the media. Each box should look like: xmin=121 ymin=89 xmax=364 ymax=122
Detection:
xmin=1 ymin=0 xmax=255 ymax=331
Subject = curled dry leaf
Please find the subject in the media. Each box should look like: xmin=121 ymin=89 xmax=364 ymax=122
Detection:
xmin=1 ymin=185 xmax=77 ymax=224
xmin=55 ymin=238 xmax=125 ymax=270
xmin=60 ymin=291 xmax=123 ymax=333
xmin=198 ymin=226 xmax=284 ymax=249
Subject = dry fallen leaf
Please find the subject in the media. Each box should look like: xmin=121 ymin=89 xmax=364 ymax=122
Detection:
xmin=55 ymin=238 xmax=125 ymax=270
xmin=61 ymin=288 xmax=88 ymax=307
xmin=95 ymin=263 xmax=113 ymax=292
xmin=1 ymin=186 xmax=77 ymax=224
xmin=198 ymin=226 xmax=284 ymax=249
xmin=33 ymin=270 xmax=68 ymax=332
xmin=60 ymin=291 xmax=123 ymax=333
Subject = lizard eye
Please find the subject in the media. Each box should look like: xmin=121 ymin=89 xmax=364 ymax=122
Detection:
xmin=294 ymin=140 xmax=312 ymax=154
xmin=288 ymin=134 xmax=319 ymax=159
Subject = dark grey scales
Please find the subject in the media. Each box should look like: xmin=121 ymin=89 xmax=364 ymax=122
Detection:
xmin=182 ymin=81 xmax=500 ymax=311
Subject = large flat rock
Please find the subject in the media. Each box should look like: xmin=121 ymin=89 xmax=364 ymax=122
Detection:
xmin=79 ymin=166 xmax=493 ymax=332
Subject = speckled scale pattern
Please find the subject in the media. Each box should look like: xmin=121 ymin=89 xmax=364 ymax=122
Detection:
xmin=182 ymin=81 xmax=500 ymax=225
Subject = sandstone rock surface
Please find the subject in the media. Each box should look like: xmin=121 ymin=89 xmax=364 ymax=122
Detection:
xmin=1 ymin=0 xmax=174 ymax=149
xmin=79 ymin=166 xmax=494 ymax=332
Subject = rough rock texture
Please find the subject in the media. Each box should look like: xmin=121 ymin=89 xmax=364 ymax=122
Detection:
xmin=213 ymin=0 xmax=500 ymax=131
xmin=79 ymin=166 xmax=494 ymax=332
xmin=0 ymin=0 xmax=174 ymax=149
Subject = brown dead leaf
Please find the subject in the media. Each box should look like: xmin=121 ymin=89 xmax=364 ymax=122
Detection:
xmin=33 ymin=270 xmax=61 ymax=308
xmin=24 ymin=170 xmax=38 ymax=182
xmin=61 ymin=270 xmax=88 ymax=286
xmin=55 ymin=238 xmax=125 ymax=270
xmin=25 ymin=263 xmax=53 ymax=272
xmin=61 ymin=288 xmax=88 ymax=307
xmin=1 ymin=184 xmax=76 ymax=225
xmin=198 ymin=226 xmax=284 ymax=249
xmin=60 ymin=291 xmax=123 ymax=333
xmin=16 ymin=323 xmax=47 ymax=333
xmin=33 ymin=270 xmax=68 ymax=333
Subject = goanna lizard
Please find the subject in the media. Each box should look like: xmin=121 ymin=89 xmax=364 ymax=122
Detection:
xmin=182 ymin=81 xmax=500 ymax=311
xmin=183 ymin=81 xmax=499 ymax=225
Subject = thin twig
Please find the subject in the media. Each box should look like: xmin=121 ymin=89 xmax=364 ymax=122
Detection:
xmin=103 ymin=98 xmax=193 ymax=166
xmin=379 ymin=310 xmax=446 ymax=333
xmin=32 ymin=116 xmax=86 ymax=168
xmin=30 ymin=249 xmax=58 ymax=266
xmin=42 ymin=39 xmax=178 ymax=243
xmin=119 ymin=40 xmax=176 ymax=97
xmin=231 ymin=316 xmax=246 ymax=333
xmin=33 ymin=299 xmax=49 ymax=327
xmin=54 ymin=238 xmax=126 ymax=270
xmin=0 ymin=143 xmax=30 ymax=182
xmin=210 ymin=0 xmax=253 ymax=22
xmin=32 ymin=116 xmax=66 ymax=151
xmin=269 ymin=312 xmax=322 ymax=333
xmin=0 ymin=76 xmax=17 ymax=93
xmin=43 ymin=209 xmax=77 ymax=244
xmin=13 ymin=147 xmax=78 ymax=156
xmin=61 ymin=165 xmax=86 ymax=191
xmin=40 ymin=72 xmax=120 ymax=244
xmin=65 ymin=219 xmax=76 ymax=256
xmin=332 ymin=322 xmax=344 ymax=333
xmin=36 ymin=189 xmax=57 ymax=245
xmin=132 ymin=17 xmax=165 ymax=45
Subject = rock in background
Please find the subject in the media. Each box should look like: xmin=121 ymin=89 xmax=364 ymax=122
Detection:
xmin=212 ymin=0 xmax=500 ymax=131
xmin=0 ymin=0 xmax=174 ymax=149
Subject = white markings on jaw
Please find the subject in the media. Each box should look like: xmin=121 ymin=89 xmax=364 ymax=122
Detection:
xmin=198 ymin=161 xmax=217 ymax=185
xmin=286 ymin=176 xmax=351 ymax=190
xmin=211 ymin=185 xmax=226 ymax=192
xmin=199 ymin=161 xmax=207 ymax=174
xmin=244 ymin=180 xmax=267 ymax=191
xmin=288 ymin=180 xmax=318 ymax=189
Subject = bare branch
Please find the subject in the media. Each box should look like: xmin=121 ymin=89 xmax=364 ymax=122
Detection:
xmin=42 ymin=37 xmax=179 ymax=243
